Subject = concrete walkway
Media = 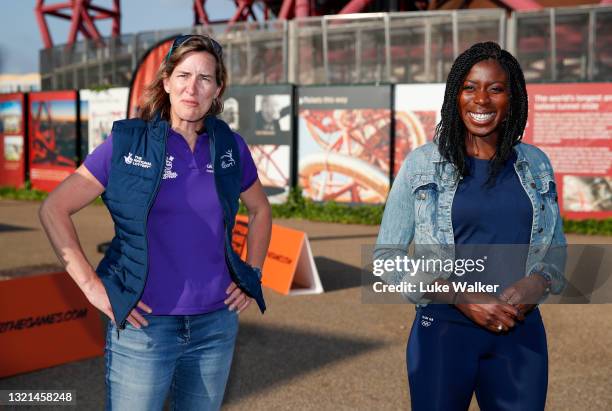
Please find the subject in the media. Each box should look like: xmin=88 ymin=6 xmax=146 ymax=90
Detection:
xmin=0 ymin=200 xmax=611 ymax=410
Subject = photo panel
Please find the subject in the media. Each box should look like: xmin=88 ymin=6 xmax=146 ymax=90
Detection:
xmin=222 ymin=85 xmax=294 ymax=203
xmin=0 ymin=93 xmax=26 ymax=188
xmin=28 ymin=91 xmax=78 ymax=192
xmin=298 ymin=85 xmax=392 ymax=205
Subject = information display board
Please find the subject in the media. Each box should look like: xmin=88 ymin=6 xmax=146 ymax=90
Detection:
xmin=298 ymin=85 xmax=392 ymax=204
xmin=28 ymin=91 xmax=78 ymax=192
xmin=0 ymin=93 xmax=26 ymax=188
xmin=524 ymin=83 xmax=612 ymax=220
xmin=221 ymin=85 xmax=293 ymax=203
xmin=80 ymin=87 xmax=129 ymax=155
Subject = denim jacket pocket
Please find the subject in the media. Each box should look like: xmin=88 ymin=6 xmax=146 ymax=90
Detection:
xmin=410 ymin=175 xmax=440 ymax=234
xmin=535 ymin=173 xmax=559 ymax=237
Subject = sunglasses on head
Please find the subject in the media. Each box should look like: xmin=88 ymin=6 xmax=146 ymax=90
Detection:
xmin=165 ymin=34 xmax=223 ymax=63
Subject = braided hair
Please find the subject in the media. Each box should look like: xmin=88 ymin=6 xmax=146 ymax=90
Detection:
xmin=434 ymin=42 xmax=528 ymax=184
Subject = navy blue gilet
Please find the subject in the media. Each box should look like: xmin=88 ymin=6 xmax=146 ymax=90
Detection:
xmin=96 ymin=115 xmax=266 ymax=330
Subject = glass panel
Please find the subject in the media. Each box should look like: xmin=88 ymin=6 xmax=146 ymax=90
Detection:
xmin=555 ymin=12 xmax=589 ymax=81
xmin=516 ymin=13 xmax=551 ymax=82
xmin=114 ymin=57 xmax=133 ymax=87
xmin=594 ymin=10 xmax=612 ymax=81
xmin=325 ymin=17 xmax=387 ymax=84
xmin=226 ymin=40 xmax=249 ymax=85
xmin=250 ymin=36 xmax=285 ymax=84
xmin=76 ymin=67 xmax=86 ymax=89
xmin=296 ymin=19 xmax=325 ymax=85
xmin=457 ymin=13 xmax=501 ymax=53
xmin=429 ymin=15 xmax=454 ymax=83
xmin=389 ymin=16 xmax=426 ymax=83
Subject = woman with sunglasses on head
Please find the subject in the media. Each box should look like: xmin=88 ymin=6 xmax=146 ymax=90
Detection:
xmin=40 ymin=35 xmax=272 ymax=411
xmin=375 ymin=42 xmax=566 ymax=410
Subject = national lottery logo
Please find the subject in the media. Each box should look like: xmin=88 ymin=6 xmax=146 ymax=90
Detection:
xmin=123 ymin=152 xmax=152 ymax=169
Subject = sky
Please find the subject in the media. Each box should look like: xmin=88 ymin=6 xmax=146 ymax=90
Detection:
xmin=0 ymin=0 xmax=243 ymax=74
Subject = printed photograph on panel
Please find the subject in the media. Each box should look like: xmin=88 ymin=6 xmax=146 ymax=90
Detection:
xmin=394 ymin=110 xmax=434 ymax=172
xmin=222 ymin=97 xmax=240 ymax=130
xmin=249 ymin=144 xmax=290 ymax=202
xmin=81 ymin=88 xmax=129 ymax=153
xmin=254 ymin=94 xmax=291 ymax=137
xmin=393 ymin=84 xmax=445 ymax=175
xmin=30 ymin=99 xmax=77 ymax=167
xmin=563 ymin=175 xmax=612 ymax=212
xmin=222 ymin=86 xmax=294 ymax=204
xmin=0 ymin=100 xmax=23 ymax=134
xmin=299 ymin=107 xmax=390 ymax=204
xmin=4 ymin=135 xmax=23 ymax=162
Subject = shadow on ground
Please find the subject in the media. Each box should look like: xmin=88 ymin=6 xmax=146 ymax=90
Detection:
xmin=0 ymin=320 xmax=384 ymax=409
xmin=315 ymin=257 xmax=362 ymax=292
xmin=224 ymin=321 xmax=384 ymax=405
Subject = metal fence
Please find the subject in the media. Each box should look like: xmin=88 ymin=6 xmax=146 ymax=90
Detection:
xmin=510 ymin=5 xmax=611 ymax=82
xmin=39 ymin=5 xmax=611 ymax=90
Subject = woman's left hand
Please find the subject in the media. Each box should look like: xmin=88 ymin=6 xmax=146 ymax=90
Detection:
xmin=499 ymin=275 xmax=548 ymax=319
xmin=225 ymin=282 xmax=253 ymax=313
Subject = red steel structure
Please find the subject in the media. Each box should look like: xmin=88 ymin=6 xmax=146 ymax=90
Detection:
xmin=35 ymin=0 xmax=120 ymax=49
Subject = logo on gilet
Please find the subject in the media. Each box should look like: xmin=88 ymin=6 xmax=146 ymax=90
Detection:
xmin=123 ymin=152 xmax=152 ymax=169
xmin=221 ymin=149 xmax=236 ymax=169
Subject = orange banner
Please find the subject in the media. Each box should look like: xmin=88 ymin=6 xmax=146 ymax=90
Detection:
xmin=0 ymin=272 xmax=104 ymax=378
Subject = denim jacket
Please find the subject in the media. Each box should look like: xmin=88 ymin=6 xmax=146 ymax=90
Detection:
xmin=375 ymin=142 xmax=567 ymax=304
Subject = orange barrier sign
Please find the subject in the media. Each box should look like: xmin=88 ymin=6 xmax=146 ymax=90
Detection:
xmin=0 ymin=272 xmax=105 ymax=378
xmin=232 ymin=215 xmax=322 ymax=295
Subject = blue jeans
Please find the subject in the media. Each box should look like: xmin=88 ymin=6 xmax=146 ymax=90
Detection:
xmin=104 ymin=307 xmax=239 ymax=411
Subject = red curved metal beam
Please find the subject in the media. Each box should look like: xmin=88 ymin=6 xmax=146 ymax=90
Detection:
xmin=35 ymin=0 xmax=120 ymax=49
xmin=339 ymin=0 xmax=375 ymax=14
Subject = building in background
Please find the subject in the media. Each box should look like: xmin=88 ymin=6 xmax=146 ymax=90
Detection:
xmin=36 ymin=1 xmax=611 ymax=90
xmin=0 ymin=74 xmax=40 ymax=93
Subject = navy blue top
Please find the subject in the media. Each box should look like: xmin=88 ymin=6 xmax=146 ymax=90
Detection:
xmin=450 ymin=152 xmax=533 ymax=296
xmin=452 ymin=152 xmax=532 ymax=245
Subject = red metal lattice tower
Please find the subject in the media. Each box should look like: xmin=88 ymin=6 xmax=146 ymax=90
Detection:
xmin=193 ymin=0 xmax=385 ymax=24
xmin=194 ymin=0 xmax=273 ymax=25
xmin=35 ymin=0 xmax=121 ymax=49
xmin=193 ymin=0 xmax=268 ymax=25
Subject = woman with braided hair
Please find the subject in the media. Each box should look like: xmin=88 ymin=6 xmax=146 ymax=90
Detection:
xmin=375 ymin=42 xmax=566 ymax=410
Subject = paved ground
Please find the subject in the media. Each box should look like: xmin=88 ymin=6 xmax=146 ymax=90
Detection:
xmin=0 ymin=199 xmax=611 ymax=410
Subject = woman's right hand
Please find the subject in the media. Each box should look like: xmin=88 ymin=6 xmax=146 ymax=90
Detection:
xmin=455 ymin=292 xmax=520 ymax=332
xmin=82 ymin=277 xmax=116 ymax=324
xmin=82 ymin=278 xmax=152 ymax=329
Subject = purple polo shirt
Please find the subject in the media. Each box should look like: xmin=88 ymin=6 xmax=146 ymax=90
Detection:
xmin=84 ymin=128 xmax=258 ymax=315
